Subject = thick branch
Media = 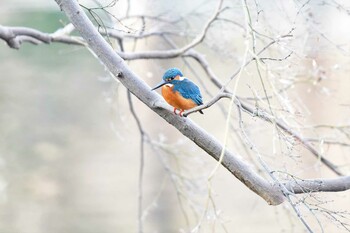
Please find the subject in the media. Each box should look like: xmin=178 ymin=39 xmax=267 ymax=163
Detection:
xmin=2 ymin=0 xmax=344 ymax=205
xmin=284 ymin=176 xmax=350 ymax=194
xmin=55 ymin=0 xmax=286 ymax=205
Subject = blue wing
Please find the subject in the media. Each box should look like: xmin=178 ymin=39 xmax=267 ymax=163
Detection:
xmin=173 ymin=79 xmax=203 ymax=106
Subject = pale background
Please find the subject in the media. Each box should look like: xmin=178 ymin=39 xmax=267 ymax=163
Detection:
xmin=0 ymin=0 xmax=349 ymax=232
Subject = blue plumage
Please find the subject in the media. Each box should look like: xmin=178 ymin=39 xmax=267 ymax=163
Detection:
xmin=161 ymin=68 xmax=203 ymax=105
xmin=172 ymin=79 xmax=203 ymax=106
xmin=151 ymin=67 xmax=204 ymax=115
xmin=162 ymin=68 xmax=183 ymax=81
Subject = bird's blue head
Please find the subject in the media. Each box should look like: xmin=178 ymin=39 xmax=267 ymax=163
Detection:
xmin=162 ymin=68 xmax=183 ymax=82
xmin=151 ymin=68 xmax=183 ymax=90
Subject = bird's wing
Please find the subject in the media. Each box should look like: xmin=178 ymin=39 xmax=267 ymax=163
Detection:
xmin=174 ymin=79 xmax=203 ymax=106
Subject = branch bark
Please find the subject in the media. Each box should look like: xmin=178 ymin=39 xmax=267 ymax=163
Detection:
xmin=2 ymin=0 xmax=348 ymax=206
xmin=52 ymin=0 xmax=350 ymax=205
xmin=284 ymin=176 xmax=350 ymax=194
xmin=54 ymin=0 xmax=286 ymax=205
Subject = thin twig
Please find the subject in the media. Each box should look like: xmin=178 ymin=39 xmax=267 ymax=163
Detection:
xmin=0 ymin=24 xmax=85 ymax=49
xmin=127 ymin=91 xmax=145 ymax=233
xmin=116 ymin=0 xmax=224 ymax=60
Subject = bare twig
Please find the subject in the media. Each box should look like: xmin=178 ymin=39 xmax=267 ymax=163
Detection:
xmin=0 ymin=24 xmax=85 ymax=49
xmin=304 ymin=138 xmax=350 ymax=147
xmin=238 ymin=99 xmax=344 ymax=176
xmin=127 ymin=91 xmax=146 ymax=233
xmin=54 ymin=0 xmax=287 ymax=205
xmin=183 ymin=92 xmax=232 ymax=117
xmin=183 ymin=88 xmax=343 ymax=176
xmin=116 ymin=0 xmax=224 ymax=60
xmin=2 ymin=0 xmax=347 ymax=207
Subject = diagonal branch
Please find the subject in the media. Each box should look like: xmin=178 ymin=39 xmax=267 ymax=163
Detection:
xmin=184 ymin=90 xmax=343 ymax=176
xmin=51 ymin=0 xmax=350 ymax=206
xmin=2 ymin=0 xmax=347 ymax=206
xmin=54 ymin=0 xmax=286 ymax=205
xmin=53 ymin=0 xmax=350 ymax=206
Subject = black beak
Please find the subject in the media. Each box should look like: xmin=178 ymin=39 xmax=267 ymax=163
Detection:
xmin=151 ymin=80 xmax=167 ymax=91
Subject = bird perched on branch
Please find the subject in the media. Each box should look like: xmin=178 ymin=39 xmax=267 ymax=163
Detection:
xmin=151 ymin=68 xmax=204 ymax=116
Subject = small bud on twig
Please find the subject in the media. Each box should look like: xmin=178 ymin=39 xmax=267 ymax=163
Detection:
xmin=117 ymin=72 xmax=123 ymax=78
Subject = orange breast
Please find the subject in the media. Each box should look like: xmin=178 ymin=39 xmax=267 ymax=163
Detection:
xmin=161 ymin=85 xmax=197 ymax=110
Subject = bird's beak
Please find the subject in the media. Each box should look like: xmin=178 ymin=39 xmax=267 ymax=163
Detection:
xmin=151 ymin=80 xmax=167 ymax=91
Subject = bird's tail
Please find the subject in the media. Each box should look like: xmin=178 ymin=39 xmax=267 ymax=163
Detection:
xmin=199 ymin=110 xmax=204 ymax=114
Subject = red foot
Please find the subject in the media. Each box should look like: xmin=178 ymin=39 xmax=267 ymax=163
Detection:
xmin=179 ymin=110 xmax=184 ymax=117
xmin=173 ymin=108 xmax=185 ymax=117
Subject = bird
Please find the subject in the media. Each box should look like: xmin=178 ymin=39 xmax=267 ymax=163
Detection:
xmin=151 ymin=68 xmax=204 ymax=116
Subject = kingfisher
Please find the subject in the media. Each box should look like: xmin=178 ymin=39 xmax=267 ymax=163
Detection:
xmin=151 ymin=68 xmax=204 ymax=116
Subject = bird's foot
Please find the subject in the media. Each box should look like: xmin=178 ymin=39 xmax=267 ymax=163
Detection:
xmin=173 ymin=108 xmax=186 ymax=117
xmin=179 ymin=110 xmax=185 ymax=117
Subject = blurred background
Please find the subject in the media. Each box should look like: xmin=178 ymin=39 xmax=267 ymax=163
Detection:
xmin=0 ymin=0 xmax=349 ymax=232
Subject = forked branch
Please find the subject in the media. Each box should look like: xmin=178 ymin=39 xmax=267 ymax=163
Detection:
xmin=52 ymin=0 xmax=350 ymax=206
xmin=2 ymin=0 xmax=349 ymax=206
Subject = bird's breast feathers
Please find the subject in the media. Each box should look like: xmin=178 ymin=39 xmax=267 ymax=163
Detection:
xmin=161 ymin=78 xmax=203 ymax=110
xmin=161 ymin=85 xmax=197 ymax=110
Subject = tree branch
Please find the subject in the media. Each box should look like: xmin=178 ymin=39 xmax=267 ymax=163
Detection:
xmin=184 ymin=89 xmax=343 ymax=176
xmin=0 ymin=24 xmax=85 ymax=49
xmin=2 ymin=0 xmax=347 ymax=206
xmin=116 ymin=0 xmax=224 ymax=60
xmin=284 ymin=176 xmax=350 ymax=194
xmin=54 ymin=0 xmax=286 ymax=205
xmin=183 ymin=92 xmax=232 ymax=117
